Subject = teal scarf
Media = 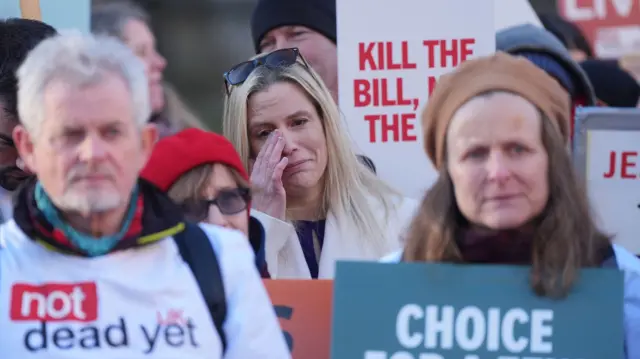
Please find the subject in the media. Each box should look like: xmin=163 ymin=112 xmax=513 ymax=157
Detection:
xmin=34 ymin=181 xmax=139 ymax=257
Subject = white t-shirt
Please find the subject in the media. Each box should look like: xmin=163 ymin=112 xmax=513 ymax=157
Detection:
xmin=0 ymin=220 xmax=291 ymax=359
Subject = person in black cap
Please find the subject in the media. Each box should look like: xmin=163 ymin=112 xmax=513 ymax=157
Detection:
xmin=581 ymin=59 xmax=640 ymax=108
xmin=251 ymin=0 xmax=338 ymax=103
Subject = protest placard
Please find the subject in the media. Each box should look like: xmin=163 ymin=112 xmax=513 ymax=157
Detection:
xmin=336 ymin=0 xmax=495 ymax=199
xmin=573 ymin=107 xmax=640 ymax=254
xmin=264 ymin=280 xmax=333 ymax=359
xmin=494 ymin=0 xmax=542 ymax=31
xmin=331 ymin=261 xmax=624 ymax=359
xmin=0 ymin=0 xmax=89 ymax=33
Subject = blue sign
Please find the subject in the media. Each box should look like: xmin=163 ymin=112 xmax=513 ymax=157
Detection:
xmin=331 ymin=261 xmax=624 ymax=359
xmin=0 ymin=0 xmax=89 ymax=33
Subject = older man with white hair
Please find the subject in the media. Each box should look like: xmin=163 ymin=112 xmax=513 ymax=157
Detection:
xmin=0 ymin=31 xmax=290 ymax=359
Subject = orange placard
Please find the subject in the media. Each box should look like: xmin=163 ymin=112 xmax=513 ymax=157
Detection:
xmin=263 ymin=279 xmax=333 ymax=359
xmin=19 ymin=0 xmax=42 ymax=20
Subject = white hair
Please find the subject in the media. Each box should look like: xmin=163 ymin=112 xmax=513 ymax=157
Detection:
xmin=17 ymin=30 xmax=150 ymax=135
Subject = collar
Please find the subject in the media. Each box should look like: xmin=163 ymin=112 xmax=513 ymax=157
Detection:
xmin=13 ymin=177 xmax=186 ymax=256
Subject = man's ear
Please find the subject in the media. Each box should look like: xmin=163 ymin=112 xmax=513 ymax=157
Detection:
xmin=13 ymin=125 xmax=36 ymax=172
xmin=139 ymin=123 xmax=158 ymax=167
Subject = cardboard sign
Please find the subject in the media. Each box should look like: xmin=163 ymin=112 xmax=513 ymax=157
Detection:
xmin=264 ymin=280 xmax=333 ymax=359
xmin=331 ymin=261 xmax=624 ymax=359
xmin=337 ymin=0 xmax=495 ymax=199
xmin=559 ymin=0 xmax=640 ymax=58
xmin=573 ymin=107 xmax=640 ymax=254
xmin=0 ymin=0 xmax=90 ymax=33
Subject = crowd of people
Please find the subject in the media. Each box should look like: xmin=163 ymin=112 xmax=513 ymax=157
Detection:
xmin=0 ymin=0 xmax=638 ymax=358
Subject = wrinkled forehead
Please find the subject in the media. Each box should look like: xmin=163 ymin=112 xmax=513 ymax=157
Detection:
xmin=40 ymin=76 xmax=135 ymax=129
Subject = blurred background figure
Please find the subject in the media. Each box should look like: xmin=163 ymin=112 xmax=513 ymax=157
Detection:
xmin=0 ymin=19 xmax=57 ymax=221
xmin=251 ymin=0 xmax=338 ymax=103
xmin=539 ymin=13 xmax=594 ymax=62
xmin=580 ymin=59 xmax=640 ymax=108
xmin=91 ymin=0 xmax=206 ymax=137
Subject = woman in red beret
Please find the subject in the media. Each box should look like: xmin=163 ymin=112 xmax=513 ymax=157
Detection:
xmin=140 ymin=128 xmax=269 ymax=277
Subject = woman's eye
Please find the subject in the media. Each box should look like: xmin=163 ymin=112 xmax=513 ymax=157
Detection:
xmin=292 ymin=118 xmax=308 ymax=126
xmin=257 ymin=129 xmax=272 ymax=138
xmin=467 ymin=148 xmax=486 ymax=159
xmin=509 ymin=144 xmax=527 ymax=154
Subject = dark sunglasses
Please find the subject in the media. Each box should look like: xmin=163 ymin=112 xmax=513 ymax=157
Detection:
xmin=180 ymin=187 xmax=251 ymax=222
xmin=223 ymin=48 xmax=309 ymax=94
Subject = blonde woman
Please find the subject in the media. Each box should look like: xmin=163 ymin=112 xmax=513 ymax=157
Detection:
xmin=223 ymin=48 xmax=418 ymax=279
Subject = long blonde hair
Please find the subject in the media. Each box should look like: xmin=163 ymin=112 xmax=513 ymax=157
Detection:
xmin=223 ymin=55 xmax=401 ymax=254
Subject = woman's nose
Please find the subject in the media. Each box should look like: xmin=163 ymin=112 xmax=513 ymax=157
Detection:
xmin=486 ymin=152 xmax=511 ymax=183
xmin=279 ymin=130 xmax=296 ymax=156
xmin=206 ymin=205 xmax=229 ymax=228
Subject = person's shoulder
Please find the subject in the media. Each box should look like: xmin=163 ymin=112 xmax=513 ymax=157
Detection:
xmin=196 ymin=222 xmax=253 ymax=261
xmin=613 ymin=244 xmax=640 ymax=274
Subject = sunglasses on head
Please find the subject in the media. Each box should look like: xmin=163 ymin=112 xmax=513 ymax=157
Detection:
xmin=223 ymin=48 xmax=309 ymax=94
xmin=180 ymin=187 xmax=251 ymax=223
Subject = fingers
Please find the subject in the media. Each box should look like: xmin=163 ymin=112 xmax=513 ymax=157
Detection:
xmin=272 ymin=157 xmax=288 ymax=184
xmin=268 ymin=133 xmax=285 ymax=169
xmin=253 ymin=131 xmax=276 ymax=176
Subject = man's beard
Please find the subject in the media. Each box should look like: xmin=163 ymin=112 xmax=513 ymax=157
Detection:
xmin=53 ymin=165 xmax=122 ymax=214
xmin=55 ymin=187 xmax=122 ymax=214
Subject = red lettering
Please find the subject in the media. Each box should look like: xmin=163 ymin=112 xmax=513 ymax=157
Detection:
xmin=358 ymin=41 xmax=416 ymax=71
xmin=401 ymin=113 xmax=417 ymax=141
xmin=604 ymin=151 xmax=616 ymax=178
xmin=604 ymin=151 xmax=638 ymax=179
xmin=622 ymin=151 xmax=637 ymax=179
xmin=423 ymin=38 xmax=476 ymax=68
xmin=364 ymin=113 xmax=418 ymax=143
xmin=157 ymin=309 xmax=187 ymax=325
xmin=352 ymin=78 xmax=411 ymax=107
xmin=10 ymin=282 xmax=98 ymax=322
xmin=428 ymin=76 xmax=438 ymax=97
xmin=358 ymin=42 xmax=376 ymax=71
xmin=365 ymin=115 xmax=379 ymax=143
xmin=460 ymin=38 xmax=475 ymax=62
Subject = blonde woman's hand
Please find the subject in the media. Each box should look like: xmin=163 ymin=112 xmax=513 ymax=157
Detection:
xmin=250 ymin=131 xmax=288 ymax=220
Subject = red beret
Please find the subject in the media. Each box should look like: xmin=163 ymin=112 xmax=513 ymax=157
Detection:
xmin=141 ymin=128 xmax=249 ymax=192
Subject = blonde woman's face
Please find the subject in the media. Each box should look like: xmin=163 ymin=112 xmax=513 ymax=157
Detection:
xmin=445 ymin=93 xmax=549 ymax=230
xmin=247 ymin=82 xmax=328 ymax=197
xmin=202 ymin=163 xmax=249 ymax=236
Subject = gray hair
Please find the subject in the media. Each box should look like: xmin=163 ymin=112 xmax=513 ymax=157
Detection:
xmin=91 ymin=0 xmax=149 ymax=40
xmin=17 ymin=30 xmax=150 ymax=135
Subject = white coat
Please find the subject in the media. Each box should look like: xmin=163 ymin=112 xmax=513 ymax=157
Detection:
xmin=252 ymin=195 xmax=419 ymax=279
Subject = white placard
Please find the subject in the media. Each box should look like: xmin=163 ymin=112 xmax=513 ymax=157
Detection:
xmin=574 ymin=108 xmax=640 ymax=255
xmin=337 ymin=0 xmax=495 ymax=199
xmin=494 ymin=0 xmax=542 ymax=31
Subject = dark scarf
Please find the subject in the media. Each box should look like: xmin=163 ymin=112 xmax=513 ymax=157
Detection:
xmin=13 ymin=178 xmax=185 ymax=256
xmin=456 ymin=227 xmax=615 ymax=266
xmin=457 ymin=228 xmax=533 ymax=265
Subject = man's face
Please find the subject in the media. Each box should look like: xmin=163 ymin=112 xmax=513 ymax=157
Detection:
xmin=14 ymin=73 xmax=157 ymax=214
xmin=259 ymin=26 xmax=338 ymax=102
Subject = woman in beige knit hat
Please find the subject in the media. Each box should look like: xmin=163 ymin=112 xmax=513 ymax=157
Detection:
xmin=385 ymin=52 xmax=639 ymax=357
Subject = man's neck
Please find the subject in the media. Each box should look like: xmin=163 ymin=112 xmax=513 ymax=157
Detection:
xmin=287 ymin=185 xmax=324 ymax=222
xmin=63 ymin=206 xmax=128 ymax=237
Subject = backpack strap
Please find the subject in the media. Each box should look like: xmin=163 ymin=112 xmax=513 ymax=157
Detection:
xmin=173 ymin=222 xmax=228 ymax=352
